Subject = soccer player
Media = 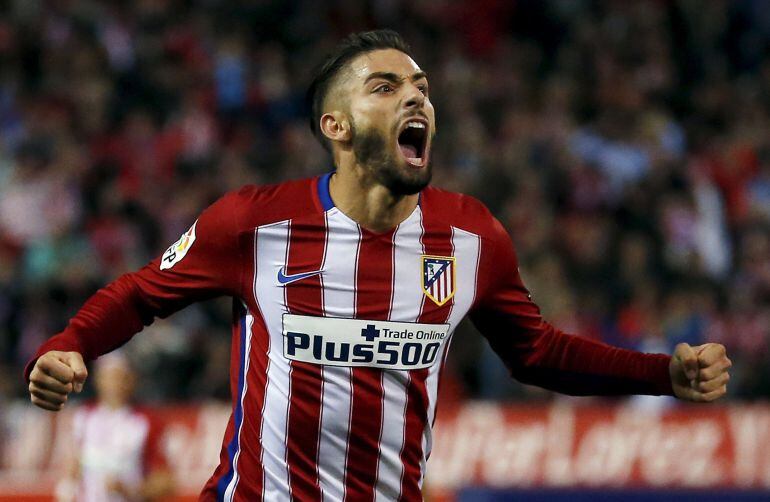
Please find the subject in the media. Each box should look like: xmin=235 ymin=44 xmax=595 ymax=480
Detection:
xmin=26 ymin=30 xmax=731 ymax=501
xmin=54 ymin=352 xmax=174 ymax=502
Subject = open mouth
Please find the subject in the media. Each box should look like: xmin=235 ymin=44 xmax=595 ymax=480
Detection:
xmin=397 ymin=119 xmax=428 ymax=167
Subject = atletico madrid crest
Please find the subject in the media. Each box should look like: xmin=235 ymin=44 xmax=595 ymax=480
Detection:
xmin=422 ymin=255 xmax=456 ymax=306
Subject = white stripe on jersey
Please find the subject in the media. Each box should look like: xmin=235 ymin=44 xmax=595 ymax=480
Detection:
xmin=374 ymin=207 xmax=425 ymax=501
xmin=254 ymin=221 xmax=292 ymax=499
xmin=317 ymin=208 xmax=360 ymax=502
xmin=223 ymin=309 xmax=255 ymax=501
xmin=419 ymin=227 xmax=480 ymax=486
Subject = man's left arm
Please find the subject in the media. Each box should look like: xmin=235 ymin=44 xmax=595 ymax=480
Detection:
xmin=470 ymin=218 xmax=731 ymax=402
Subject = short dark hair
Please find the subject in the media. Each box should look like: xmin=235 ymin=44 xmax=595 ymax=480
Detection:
xmin=306 ymin=29 xmax=412 ymax=150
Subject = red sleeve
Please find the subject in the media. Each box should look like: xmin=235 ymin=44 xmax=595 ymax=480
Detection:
xmin=24 ymin=192 xmax=244 ymax=380
xmin=470 ymin=216 xmax=674 ymax=396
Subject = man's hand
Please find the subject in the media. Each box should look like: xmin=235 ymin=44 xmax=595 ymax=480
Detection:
xmin=106 ymin=477 xmax=133 ymax=499
xmin=28 ymin=351 xmax=88 ymax=411
xmin=670 ymin=343 xmax=731 ymax=402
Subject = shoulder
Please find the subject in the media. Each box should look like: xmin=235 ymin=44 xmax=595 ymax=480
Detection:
xmin=211 ymin=176 xmax=324 ymax=229
xmin=420 ymin=186 xmax=505 ymax=240
xmin=72 ymin=401 xmax=98 ymax=422
xmin=130 ymin=405 xmax=160 ymax=430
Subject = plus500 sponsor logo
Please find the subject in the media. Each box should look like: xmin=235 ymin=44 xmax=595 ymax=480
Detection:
xmin=281 ymin=315 xmax=450 ymax=370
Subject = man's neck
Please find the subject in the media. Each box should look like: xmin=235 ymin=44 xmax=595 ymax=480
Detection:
xmin=328 ymin=164 xmax=419 ymax=234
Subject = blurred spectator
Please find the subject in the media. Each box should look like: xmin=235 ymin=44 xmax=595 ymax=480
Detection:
xmin=55 ymin=352 xmax=174 ymax=502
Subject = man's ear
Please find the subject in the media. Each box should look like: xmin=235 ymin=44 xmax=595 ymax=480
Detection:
xmin=320 ymin=111 xmax=351 ymax=144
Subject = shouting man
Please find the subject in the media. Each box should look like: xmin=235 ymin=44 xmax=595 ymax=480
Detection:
xmin=27 ymin=30 xmax=731 ymax=501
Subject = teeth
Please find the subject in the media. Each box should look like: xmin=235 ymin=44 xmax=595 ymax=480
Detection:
xmin=406 ymin=121 xmax=426 ymax=129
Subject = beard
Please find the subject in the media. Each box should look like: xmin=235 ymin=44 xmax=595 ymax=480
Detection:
xmin=350 ymin=119 xmax=432 ymax=196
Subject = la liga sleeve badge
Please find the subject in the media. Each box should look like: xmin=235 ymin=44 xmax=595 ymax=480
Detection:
xmin=160 ymin=220 xmax=197 ymax=270
xmin=422 ymin=255 xmax=456 ymax=306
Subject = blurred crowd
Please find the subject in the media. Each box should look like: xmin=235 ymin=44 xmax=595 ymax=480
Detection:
xmin=1 ymin=0 xmax=769 ymax=403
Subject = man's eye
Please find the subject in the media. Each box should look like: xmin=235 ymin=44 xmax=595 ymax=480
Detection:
xmin=374 ymin=84 xmax=393 ymax=93
xmin=418 ymin=85 xmax=428 ymax=95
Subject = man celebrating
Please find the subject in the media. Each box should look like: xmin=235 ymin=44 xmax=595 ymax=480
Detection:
xmin=27 ymin=30 xmax=731 ymax=501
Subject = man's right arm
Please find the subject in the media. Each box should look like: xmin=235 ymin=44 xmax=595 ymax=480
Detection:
xmin=469 ymin=214 xmax=729 ymax=401
xmin=26 ymin=192 xmax=244 ymax=410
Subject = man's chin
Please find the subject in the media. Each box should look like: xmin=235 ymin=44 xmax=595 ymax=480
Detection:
xmin=382 ymin=162 xmax=432 ymax=196
xmin=349 ymin=124 xmax=431 ymax=195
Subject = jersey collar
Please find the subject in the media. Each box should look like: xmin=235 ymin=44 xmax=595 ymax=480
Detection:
xmin=317 ymin=171 xmax=335 ymax=211
xmin=316 ymin=171 xmax=422 ymax=212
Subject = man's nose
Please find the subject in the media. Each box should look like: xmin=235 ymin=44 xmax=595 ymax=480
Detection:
xmin=403 ymin=84 xmax=425 ymax=109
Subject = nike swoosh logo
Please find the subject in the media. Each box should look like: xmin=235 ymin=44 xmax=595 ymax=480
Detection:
xmin=277 ymin=267 xmax=323 ymax=285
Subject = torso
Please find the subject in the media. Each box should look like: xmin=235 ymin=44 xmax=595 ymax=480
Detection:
xmin=204 ymin=173 xmax=495 ymax=502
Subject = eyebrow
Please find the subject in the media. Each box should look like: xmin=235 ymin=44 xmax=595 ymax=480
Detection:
xmin=364 ymin=71 xmax=428 ymax=84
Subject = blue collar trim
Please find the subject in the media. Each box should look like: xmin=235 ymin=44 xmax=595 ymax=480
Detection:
xmin=318 ymin=171 xmax=335 ymax=211
xmin=318 ymin=170 xmax=423 ymax=210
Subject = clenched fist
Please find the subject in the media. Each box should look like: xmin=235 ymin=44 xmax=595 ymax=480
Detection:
xmin=28 ymin=351 xmax=88 ymax=411
xmin=669 ymin=343 xmax=731 ymax=402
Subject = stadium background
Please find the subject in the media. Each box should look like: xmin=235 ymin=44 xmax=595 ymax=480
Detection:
xmin=1 ymin=0 xmax=769 ymax=500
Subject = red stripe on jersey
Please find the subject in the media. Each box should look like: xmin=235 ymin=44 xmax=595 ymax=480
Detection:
xmin=400 ymin=215 xmax=455 ymax=501
xmin=431 ymin=230 xmax=459 ymax=429
xmin=344 ymin=229 xmax=395 ymax=501
xmin=285 ymin=213 xmax=327 ymax=502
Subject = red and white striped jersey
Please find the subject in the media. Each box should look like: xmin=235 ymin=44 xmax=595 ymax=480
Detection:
xmin=28 ymin=173 xmax=673 ymax=501
xmin=68 ymin=404 xmax=165 ymax=502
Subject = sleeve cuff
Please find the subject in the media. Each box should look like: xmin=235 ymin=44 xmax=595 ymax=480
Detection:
xmin=23 ymin=335 xmax=85 ymax=382
xmin=650 ymin=353 xmax=674 ymax=396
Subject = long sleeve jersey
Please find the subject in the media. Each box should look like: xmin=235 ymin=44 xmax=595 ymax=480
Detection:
xmin=27 ymin=172 xmax=673 ymax=501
